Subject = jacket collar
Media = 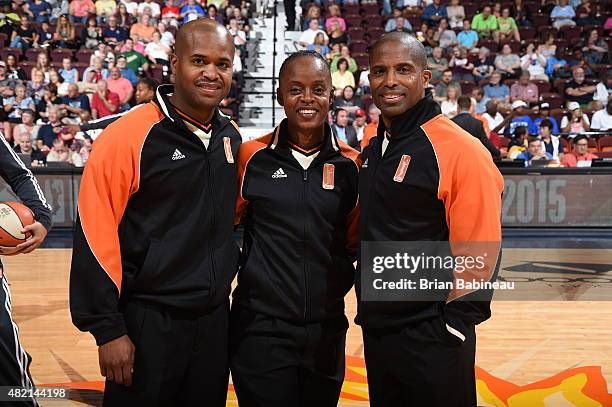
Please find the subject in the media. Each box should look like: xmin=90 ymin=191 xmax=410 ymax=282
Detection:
xmin=376 ymin=89 xmax=441 ymax=141
xmin=268 ymin=118 xmax=341 ymax=160
xmin=153 ymin=84 xmax=231 ymax=133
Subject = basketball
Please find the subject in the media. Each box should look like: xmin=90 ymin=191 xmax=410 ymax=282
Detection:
xmin=0 ymin=202 xmax=34 ymax=255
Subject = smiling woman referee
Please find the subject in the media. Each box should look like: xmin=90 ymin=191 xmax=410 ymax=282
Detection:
xmin=231 ymin=50 xmax=360 ymax=407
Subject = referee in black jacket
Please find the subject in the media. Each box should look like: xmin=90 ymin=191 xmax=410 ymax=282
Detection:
xmin=231 ymin=51 xmax=360 ymax=407
xmin=357 ymin=33 xmax=503 ymax=407
xmin=0 ymin=132 xmax=52 ymax=406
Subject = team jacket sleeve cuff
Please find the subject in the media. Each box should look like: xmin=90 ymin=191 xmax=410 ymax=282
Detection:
xmin=35 ymin=214 xmax=53 ymax=233
xmin=92 ymin=321 xmax=128 ymax=346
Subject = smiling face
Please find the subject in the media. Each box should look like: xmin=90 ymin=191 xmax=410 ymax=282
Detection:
xmin=171 ymin=23 xmax=235 ymax=112
xmin=277 ymin=54 xmax=333 ymax=134
xmin=369 ymin=38 xmax=431 ymax=126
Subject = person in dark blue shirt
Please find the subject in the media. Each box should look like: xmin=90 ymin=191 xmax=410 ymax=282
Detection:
xmin=533 ymin=102 xmax=560 ymax=134
xmin=36 ymin=21 xmax=55 ymax=47
xmin=102 ymin=16 xmax=128 ymax=47
xmin=26 ymin=0 xmax=52 ymax=23
xmin=180 ymin=0 xmax=206 ymax=24
xmin=37 ymin=105 xmax=64 ymax=150
xmin=505 ymin=100 xmax=536 ymax=136
xmin=516 ymin=136 xmax=552 ymax=166
xmin=422 ymin=0 xmax=447 ymax=27
xmin=60 ymin=84 xmax=91 ymax=120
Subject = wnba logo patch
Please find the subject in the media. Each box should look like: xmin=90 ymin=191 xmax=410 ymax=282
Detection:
xmin=322 ymin=163 xmax=335 ymax=190
xmin=223 ymin=137 xmax=234 ymax=163
xmin=393 ymin=155 xmax=411 ymax=182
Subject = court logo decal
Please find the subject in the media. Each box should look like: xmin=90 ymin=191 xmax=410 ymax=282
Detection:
xmin=43 ymin=357 xmax=612 ymax=406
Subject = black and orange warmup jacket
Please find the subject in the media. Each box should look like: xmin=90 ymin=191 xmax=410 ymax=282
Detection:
xmin=234 ymin=120 xmax=360 ymax=322
xmin=356 ymin=94 xmax=504 ymax=339
xmin=70 ymin=85 xmax=242 ymax=346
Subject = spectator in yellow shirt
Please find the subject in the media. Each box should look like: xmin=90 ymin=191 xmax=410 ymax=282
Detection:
xmin=331 ymin=58 xmax=355 ymax=96
xmin=95 ymin=0 xmax=117 ymax=23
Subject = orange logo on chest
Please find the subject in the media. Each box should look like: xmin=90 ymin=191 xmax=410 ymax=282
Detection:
xmin=393 ymin=155 xmax=411 ymax=183
xmin=322 ymin=163 xmax=335 ymax=190
xmin=223 ymin=137 xmax=234 ymax=164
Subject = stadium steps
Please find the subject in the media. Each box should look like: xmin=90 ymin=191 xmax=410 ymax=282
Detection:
xmin=239 ymin=1 xmax=297 ymax=127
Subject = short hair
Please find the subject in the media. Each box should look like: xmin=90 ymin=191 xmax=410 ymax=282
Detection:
xmin=369 ymin=32 xmax=427 ymax=71
xmin=573 ymin=134 xmax=589 ymax=144
xmin=515 ymin=126 xmax=528 ymax=137
xmin=528 ymin=136 xmax=541 ymax=146
xmin=539 ymin=119 xmax=552 ymax=130
xmin=442 ymin=69 xmax=453 ymax=75
xmin=335 ymin=107 xmax=347 ymax=116
xmin=21 ymin=109 xmax=34 ymax=116
xmin=457 ymin=95 xmax=472 ymax=110
xmin=278 ymin=50 xmax=330 ymax=84
xmin=138 ymin=77 xmax=159 ymax=90
xmin=336 ymin=57 xmax=349 ymax=68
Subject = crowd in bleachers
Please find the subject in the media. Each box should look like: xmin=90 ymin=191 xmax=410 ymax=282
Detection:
xmin=0 ymin=0 xmax=251 ymax=166
xmin=297 ymin=0 xmax=612 ymax=166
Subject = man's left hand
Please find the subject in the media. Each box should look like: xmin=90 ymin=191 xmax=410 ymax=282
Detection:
xmin=8 ymin=222 xmax=49 ymax=255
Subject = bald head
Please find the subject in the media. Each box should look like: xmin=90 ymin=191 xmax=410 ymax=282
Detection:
xmin=175 ymin=19 xmax=234 ymax=56
xmin=170 ymin=18 xmax=236 ymax=124
xmin=369 ymin=32 xmax=427 ymax=71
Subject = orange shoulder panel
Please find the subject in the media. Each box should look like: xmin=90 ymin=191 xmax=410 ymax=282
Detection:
xmin=420 ymin=115 xmax=504 ymax=243
xmin=234 ymin=133 xmax=273 ymax=225
xmin=422 ymin=115 xmax=504 ymax=301
xmin=337 ymin=139 xmax=362 ymax=169
xmin=78 ymin=103 xmax=164 ymax=292
xmin=361 ymin=123 xmax=378 ymax=150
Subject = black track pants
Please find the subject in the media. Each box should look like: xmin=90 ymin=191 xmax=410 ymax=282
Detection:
xmin=363 ymin=314 xmax=477 ymax=407
xmin=103 ymin=300 xmax=230 ymax=407
xmin=230 ymin=305 xmax=348 ymax=407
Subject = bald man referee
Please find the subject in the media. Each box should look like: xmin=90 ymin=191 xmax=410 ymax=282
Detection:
xmin=70 ymin=20 xmax=241 ymax=406
xmin=356 ymin=33 xmax=503 ymax=407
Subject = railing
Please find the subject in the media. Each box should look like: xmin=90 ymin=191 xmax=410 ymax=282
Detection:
xmin=1 ymin=167 xmax=610 ymax=231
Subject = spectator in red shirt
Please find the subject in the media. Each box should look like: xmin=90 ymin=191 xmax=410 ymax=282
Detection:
xmin=91 ymin=80 xmax=120 ymax=119
xmin=161 ymin=0 xmax=180 ymax=28
xmin=560 ymin=134 xmax=598 ymax=167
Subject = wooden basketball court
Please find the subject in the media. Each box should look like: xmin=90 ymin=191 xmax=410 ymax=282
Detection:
xmin=4 ymin=247 xmax=612 ymax=406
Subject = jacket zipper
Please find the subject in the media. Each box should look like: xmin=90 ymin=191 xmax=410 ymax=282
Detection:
xmin=207 ymin=153 xmax=217 ymax=295
xmin=302 ymin=169 xmax=309 ymax=320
